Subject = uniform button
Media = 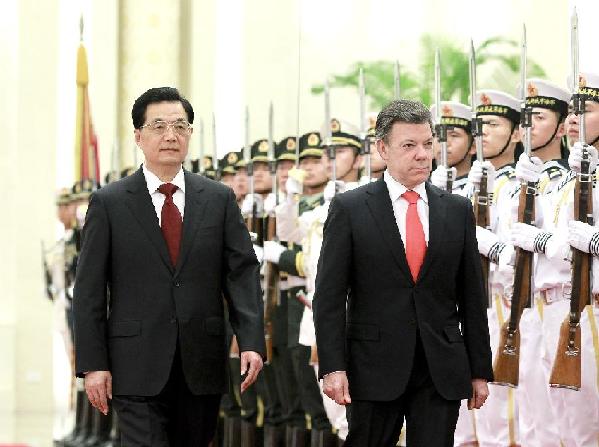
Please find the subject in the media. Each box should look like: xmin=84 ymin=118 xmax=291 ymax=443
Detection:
xmin=174 ymin=281 xmax=181 ymax=287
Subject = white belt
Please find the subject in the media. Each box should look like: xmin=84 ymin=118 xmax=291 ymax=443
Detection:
xmin=540 ymin=284 xmax=572 ymax=304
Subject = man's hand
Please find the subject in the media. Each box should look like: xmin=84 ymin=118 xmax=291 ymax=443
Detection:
xmin=468 ymin=378 xmax=489 ymax=410
xmin=240 ymin=350 xmax=263 ymax=393
xmin=322 ymin=371 xmax=351 ymax=406
xmin=84 ymin=370 xmax=112 ymax=415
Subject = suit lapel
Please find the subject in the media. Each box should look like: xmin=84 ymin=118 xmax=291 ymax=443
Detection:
xmin=365 ymin=178 xmax=413 ymax=283
xmin=174 ymin=171 xmax=207 ymax=276
xmin=125 ymin=168 xmax=174 ymax=273
xmin=417 ymin=182 xmax=447 ymax=282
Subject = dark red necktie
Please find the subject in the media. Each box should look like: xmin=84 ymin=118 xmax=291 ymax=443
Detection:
xmin=158 ymin=183 xmax=182 ymax=266
xmin=402 ymin=190 xmax=426 ymax=281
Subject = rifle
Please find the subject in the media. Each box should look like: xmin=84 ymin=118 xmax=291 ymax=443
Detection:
xmin=358 ymin=68 xmax=371 ymax=181
xmin=41 ymin=241 xmax=55 ymax=301
xmin=469 ymin=39 xmax=491 ymax=306
xmin=324 ymin=78 xmax=336 ymax=184
xmin=550 ymin=8 xmax=594 ymax=389
xmin=434 ymin=49 xmax=453 ymax=192
xmin=493 ymin=24 xmax=535 ymax=387
xmin=263 ymin=102 xmax=279 ymax=364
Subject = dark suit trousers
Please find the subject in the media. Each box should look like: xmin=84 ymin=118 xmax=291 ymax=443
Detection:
xmin=112 ymin=341 xmax=221 ymax=447
xmin=345 ymin=333 xmax=460 ymax=447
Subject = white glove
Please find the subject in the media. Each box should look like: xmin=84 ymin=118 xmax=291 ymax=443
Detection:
xmin=509 ymin=222 xmax=552 ymax=253
xmin=515 ymin=152 xmax=543 ymax=183
xmin=359 ymin=175 xmax=376 ymax=186
xmin=568 ymin=142 xmax=598 ymax=173
xmin=285 ymin=167 xmax=305 ymax=196
xmin=252 ymin=244 xmax=264 ymax=263
xmin=76 ymin=203 xmax=88 ymax=228
xmin=263 ymin=240 xmax=286 ymax=264
xmin=240 ymin=194 xmax=263 ymax=216
xmin=324 ymin=180 xmax=345 ymax=202
xmin=568 ymin=220 xmax=599 ymax=255
xmin=476 ymin=226 xmax=499 ymax=257
xmin=430 ymin=165 xmax=457 ymax=190
xmin=263 ymin=193 xmax=277 ymax=215
xmin=467 ymin=160 xmax=496 ymax=193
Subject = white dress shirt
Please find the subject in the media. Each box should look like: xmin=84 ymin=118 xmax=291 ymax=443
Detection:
xmin=383 ymin=170 xmax=429 ymax=249
xmin=143 ymin=164 xmax=186 ymax=226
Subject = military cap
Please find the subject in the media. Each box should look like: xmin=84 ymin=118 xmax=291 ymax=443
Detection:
xmin=523 ymin=78 xmax=570 ymax=116
xmin=200 ymin=155 xmax=217 ymax=179
xmin=120 ymin=167 xmax=136 ymax=178
xmin=298 ymin=132 xmax=323 ymax=160
xmin=71 ymin=178 xmax=99 ymax=200
xmin=220 ymin=151 xmax=239 ymax=175
xmin=367 ymin=113 xmax=377 ymax=137
xmin=104 ymin=170 xmax=120 ymax=185
xmin=323 ymin=118 xmax=361 ymax=149
xmin=430 ymin=101 xmax=472 ymax=133
xmin=475 ymin=90 xmax=520 ymax=125
xmin=276 ymin=136 xmax=298 ymax=162
xmin=55 ymin=187 xmax=72 ymax=205
xmin=235 ymin=149 xmax=247 ymax=169
xmin=250 ymin=139 xmax=273 ymax=163
xmin=568 ymin=72 xmax=599 ymax=103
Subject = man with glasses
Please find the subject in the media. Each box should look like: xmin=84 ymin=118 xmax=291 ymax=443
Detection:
xmin=73 ymin=87 xmax=265 ymax=446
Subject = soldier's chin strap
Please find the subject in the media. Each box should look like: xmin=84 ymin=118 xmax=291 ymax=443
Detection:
xmin=449 ymin=135 xmax=474 ymax=168
xmin=532 ymin=114 xmax=565 ymax=153
xmin=485 ymin=123 xmax=516 ymax=161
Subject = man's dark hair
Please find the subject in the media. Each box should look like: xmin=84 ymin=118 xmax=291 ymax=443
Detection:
xmin=375 ymin=99 xmax=432 ymax=143
xmin=131 ymin=87 xmax=194 ymax=129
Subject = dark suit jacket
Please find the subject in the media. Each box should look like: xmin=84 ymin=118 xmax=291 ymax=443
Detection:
xmin=313 ymin=178 xmax=493 ymax=402
xmin=74 ymin=168 xmax=265 ymax=396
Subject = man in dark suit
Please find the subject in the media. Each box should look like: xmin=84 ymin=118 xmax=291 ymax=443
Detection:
xmin=312 ymin=99 xmax=493 ymax=446
xmin=74 ymin=87 xmax=265 ymax=446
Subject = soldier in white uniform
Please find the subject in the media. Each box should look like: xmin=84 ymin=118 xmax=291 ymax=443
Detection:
xmin=462 ymin=90 xmax=523 ymax=447
xmin=510 ymin=73 xmax=599 ymax=447
xmin=429 ymin=102 xmax=476 ymax=194
xmin=500 ymin=79 xmax=571 ymax=446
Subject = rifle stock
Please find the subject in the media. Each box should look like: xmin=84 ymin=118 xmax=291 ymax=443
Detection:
xmin=493 ymin=182 xmax=535 ymax=387
xmin=550 ymin=166 xmax=593 ymax=389
xmin=474 ymin=168 xmax=490 ymax=306
xmin=263 ymin=214 xmax=279 ymax=364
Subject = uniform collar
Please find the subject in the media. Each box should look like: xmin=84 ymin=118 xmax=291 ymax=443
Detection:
xmin=143 ymin=164 xmax=186 ymax=195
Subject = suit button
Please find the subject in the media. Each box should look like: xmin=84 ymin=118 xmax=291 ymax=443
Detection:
xmin=174 ymin=281 xmax=181 ymax=287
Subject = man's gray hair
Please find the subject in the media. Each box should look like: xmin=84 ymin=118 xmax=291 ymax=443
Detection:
xmin=374 ymin=99 xmax=433 ymax=142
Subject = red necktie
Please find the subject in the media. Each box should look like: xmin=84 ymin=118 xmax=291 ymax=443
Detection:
xmin=158 ymin=183 xmax=182 ymax=266
xmin=402 ymin=190 xmax=426 ymax=282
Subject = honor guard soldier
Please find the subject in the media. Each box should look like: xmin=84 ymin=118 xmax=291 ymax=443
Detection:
xmin=268 ymin=132 xmax=336 ymax=446
xmin=510 ymin=72 xmax=599 ymax=445
xmin=360 ymin=116 xmax=387 ymax=182
xmin=220 ymin=151 xmax=240 ymax=191
xmin=429 ymin=102 xmax=476 ymax=193
xmin=458 ymin=90 xmax=523 ymax=447
xmin=295 ymin=118 xmax=364 ymax=444
xmin=234 ymin=152 xmax=249 ymax=206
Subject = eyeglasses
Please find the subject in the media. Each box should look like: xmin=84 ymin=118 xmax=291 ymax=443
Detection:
xmin=140 ymin=120 xmax=192 ymax=136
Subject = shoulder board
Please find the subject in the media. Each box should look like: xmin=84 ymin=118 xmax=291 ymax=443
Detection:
xmin=496 ymin=164 xmax=516 ymax=179
xmin=555 ymin=170 xmax=576 ymax=192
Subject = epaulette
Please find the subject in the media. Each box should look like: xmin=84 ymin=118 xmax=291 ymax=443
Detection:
xmin=452 ymin=175 xmax=469 ymax=191
xmin=555 ymin=170 xmax=576 ymax=192
xmin=496 ymin=164 xmax=516 ymax=180
xmin=542 ymin=159 xmax=569 ymax=179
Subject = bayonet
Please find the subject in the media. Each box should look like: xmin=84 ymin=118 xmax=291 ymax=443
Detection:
xmin=394 ymin=60 xmax=401 ymax=100
xmin=324 ymin=78 xmax=336 ymax=182
xmin=198 ymin=117 xmax=205 ymax=174
xmin=434 ymin=48 xmax=452 ymax=191
xmin=358 ymin=68 xmax=371 ymax=180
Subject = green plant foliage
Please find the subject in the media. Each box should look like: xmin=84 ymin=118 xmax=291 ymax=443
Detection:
xmin=311 ymin=34 xmax=546 ymax=109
